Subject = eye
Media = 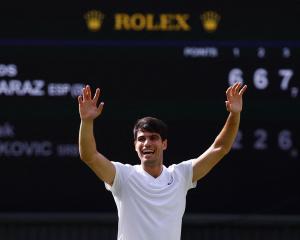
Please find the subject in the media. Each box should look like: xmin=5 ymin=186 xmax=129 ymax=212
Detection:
xmin=137 ymin=136 xmax=146 ymax=142
xmin=150 ymin=135 xmax=160 ymax=141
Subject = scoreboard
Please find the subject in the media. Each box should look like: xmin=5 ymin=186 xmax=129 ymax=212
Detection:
xmin=0 ymin=1 xmax=299 ymax=214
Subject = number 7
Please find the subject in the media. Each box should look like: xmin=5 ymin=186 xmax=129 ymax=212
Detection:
xmin=279 ymin=69 xmax=293 ymax=90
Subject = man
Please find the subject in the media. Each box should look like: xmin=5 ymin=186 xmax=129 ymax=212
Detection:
xmin=78 ymin=82 xmax=247 ymax=240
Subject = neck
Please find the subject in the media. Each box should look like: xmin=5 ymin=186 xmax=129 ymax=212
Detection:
xmin=142 ymin=163 xmax=163 ymax=178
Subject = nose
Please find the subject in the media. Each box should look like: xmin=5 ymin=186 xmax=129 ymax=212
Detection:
xmin=144 ymin=138 xmax=151 ymax=146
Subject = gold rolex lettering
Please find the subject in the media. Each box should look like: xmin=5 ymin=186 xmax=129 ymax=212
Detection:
xmin=114 ymin=13 xmax=191 ymax=31
xmin=115 ymin=13 xmax=131 ymax=30
xmin=132 ymin=14 xmax=147 ymax=30
xmin=159 ymin=14 xmax=171 ymax=30
xmin=175 ymin=14 xmax=190 ymax=30
xmin=146 ymin=15 xmax=161 ymax=31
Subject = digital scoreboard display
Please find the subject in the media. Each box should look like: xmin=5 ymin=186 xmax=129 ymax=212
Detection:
xmin=0 ymin=2 xmax=299 ymax=214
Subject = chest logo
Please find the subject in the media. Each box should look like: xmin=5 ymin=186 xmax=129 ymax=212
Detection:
xmin=167 ymin=176 xmax=174 ymax=185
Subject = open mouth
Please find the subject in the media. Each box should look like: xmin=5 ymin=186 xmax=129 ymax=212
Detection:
xmin=142 ymin=149 xmax=155 ymax=155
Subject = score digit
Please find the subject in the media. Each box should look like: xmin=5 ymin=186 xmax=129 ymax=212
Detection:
xmin=253 ymin=68 xmax=269 ymax=89
xmin=228 ymin=68 xmax=244 ymax=86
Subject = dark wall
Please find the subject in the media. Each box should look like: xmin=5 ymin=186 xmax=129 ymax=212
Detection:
xmin=1 ymin=213 xmax=300 ymax=240
xmin=0 ymin=1 xmax=299 ymax=214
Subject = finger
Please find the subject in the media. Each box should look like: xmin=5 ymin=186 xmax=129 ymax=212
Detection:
xmin=233 ymin=82 xmax=241 ymax=95
xmin=225 ymin=101 xmax=230 ymax=111
xmin=226 ymin=86 xmax=232 ymax=97
xmin=82 ymin=87 xmax=87 ymax=101
xmin=93 ymin=88 xmax=101 ymax=103
xmin=229 ymin=85 xmax=234 ymax=97
xmin=85 ymin=85 xmax=92 ymax=100
xmin=239 ymin=85 xmax=247 ymax=95
xmin=78 ymin=95 xmax=83 ymax=105
xmin=97 ymin=102 xmax=104 ymax=114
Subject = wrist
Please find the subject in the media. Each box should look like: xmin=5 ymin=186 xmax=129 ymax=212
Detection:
xmin=229 ymin=111 xmax=240 ymax=115
xmin=81 ymin=119 xmax=94 ymax=125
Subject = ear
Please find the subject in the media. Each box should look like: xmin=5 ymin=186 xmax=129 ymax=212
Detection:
xmin=162 ymin=139 xmax=167 ymax=150
xmin=134 ymin=140 xmax=138 ymax=152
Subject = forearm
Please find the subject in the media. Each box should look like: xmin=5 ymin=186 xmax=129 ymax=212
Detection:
xmin=192 ymin=83 xmax=246 ymax=181
xmin=213 ymin=112 xmax=240 ymax=154
xmin=79 ymin=120 xmax=98 ymax=162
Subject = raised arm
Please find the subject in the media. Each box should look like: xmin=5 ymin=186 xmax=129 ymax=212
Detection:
xmin=78 ymin=85 xmax=115 ymax=185
xmin=192 ymin=82 xmax=247 ymax=182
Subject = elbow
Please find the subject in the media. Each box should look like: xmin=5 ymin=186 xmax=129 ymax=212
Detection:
xmin=78 ymin=149 xmax=92 ymax=163
xmin=78 ymin=147 xmax=84 ymax=160
xmin=79 ymin=148 xmax=99 ymax=164
xmin=212 ymin=144 xmax=230 ymax=158
xmin=221 ymin=146 xmax=231 ymax=156
xmin=79 ymin=151 xmax=86 ymax=162
xmin=79 ymin=152 xmax=85 ymax=161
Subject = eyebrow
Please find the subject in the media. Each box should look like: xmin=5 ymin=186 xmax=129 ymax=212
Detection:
xmin=137 ymin=134 xmax=160 ymax=139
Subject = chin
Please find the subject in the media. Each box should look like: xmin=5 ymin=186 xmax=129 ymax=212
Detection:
xmin=143 ymin=157 xmax=154 ymax=163
xmin=143 ymin=157 xmax=160 ymax=166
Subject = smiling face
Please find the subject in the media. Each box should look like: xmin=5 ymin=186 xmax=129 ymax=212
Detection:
xmin=134 ymin=130 xmax=167 ymax=167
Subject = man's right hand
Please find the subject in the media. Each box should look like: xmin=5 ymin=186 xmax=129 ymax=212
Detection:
xmin=78 ymin=85 xmax=104 ymax=121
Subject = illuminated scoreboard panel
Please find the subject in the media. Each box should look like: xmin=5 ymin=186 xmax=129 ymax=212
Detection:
xmin=0 ymin=1 xmax=299 ymax=213
xmin=0 ymin=42 xmax=299 ymax=213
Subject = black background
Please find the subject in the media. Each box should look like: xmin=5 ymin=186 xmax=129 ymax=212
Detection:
xmin=0 ymin=1 xmax=299 ymax=214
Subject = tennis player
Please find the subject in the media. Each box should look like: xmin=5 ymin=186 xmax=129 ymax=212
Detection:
xmin=78 ymin=82 xmax=247 ymax=240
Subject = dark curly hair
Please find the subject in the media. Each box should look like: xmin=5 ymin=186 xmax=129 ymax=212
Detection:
xmin=133 ymin=116 xmax=168 ymax=141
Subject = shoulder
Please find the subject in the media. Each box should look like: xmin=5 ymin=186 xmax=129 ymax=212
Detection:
xmin=167 ymin=159 xmax=194 ymax=173
xmin=105 ymin=162 xmax=138 ymax=194
xmin=112 ymin=161 xmax=134 ymax=170
xmin=167 ymin=159 xmax=197 ymax=189
xmin=112 ymin=161 xmax=139 ymax=177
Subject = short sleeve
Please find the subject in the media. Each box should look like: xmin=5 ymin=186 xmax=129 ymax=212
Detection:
xmin=173 ymin=159 xmax=197 ymax=191
xmin=105 ymin=162 xmax=133 ymax=197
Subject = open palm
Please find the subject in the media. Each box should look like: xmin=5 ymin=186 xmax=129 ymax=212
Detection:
xmin=225 ymin=82 xmax=247 ymax=113
xmin=78 ymin=85 xmax=104 ymax=121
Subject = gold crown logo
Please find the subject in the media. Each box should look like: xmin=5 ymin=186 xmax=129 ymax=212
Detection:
xmin=200 ymin=11 xmax=221 ymax=33
xmin=84 ymin=10 xmax=105 ymax=32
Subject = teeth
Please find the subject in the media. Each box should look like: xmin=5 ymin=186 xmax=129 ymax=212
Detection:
xmin=143 ymin=150 xmax=154 ymax=154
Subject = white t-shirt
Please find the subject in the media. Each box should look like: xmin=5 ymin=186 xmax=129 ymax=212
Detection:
xmin=105 ymin=160 xmax=197 ymax=240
